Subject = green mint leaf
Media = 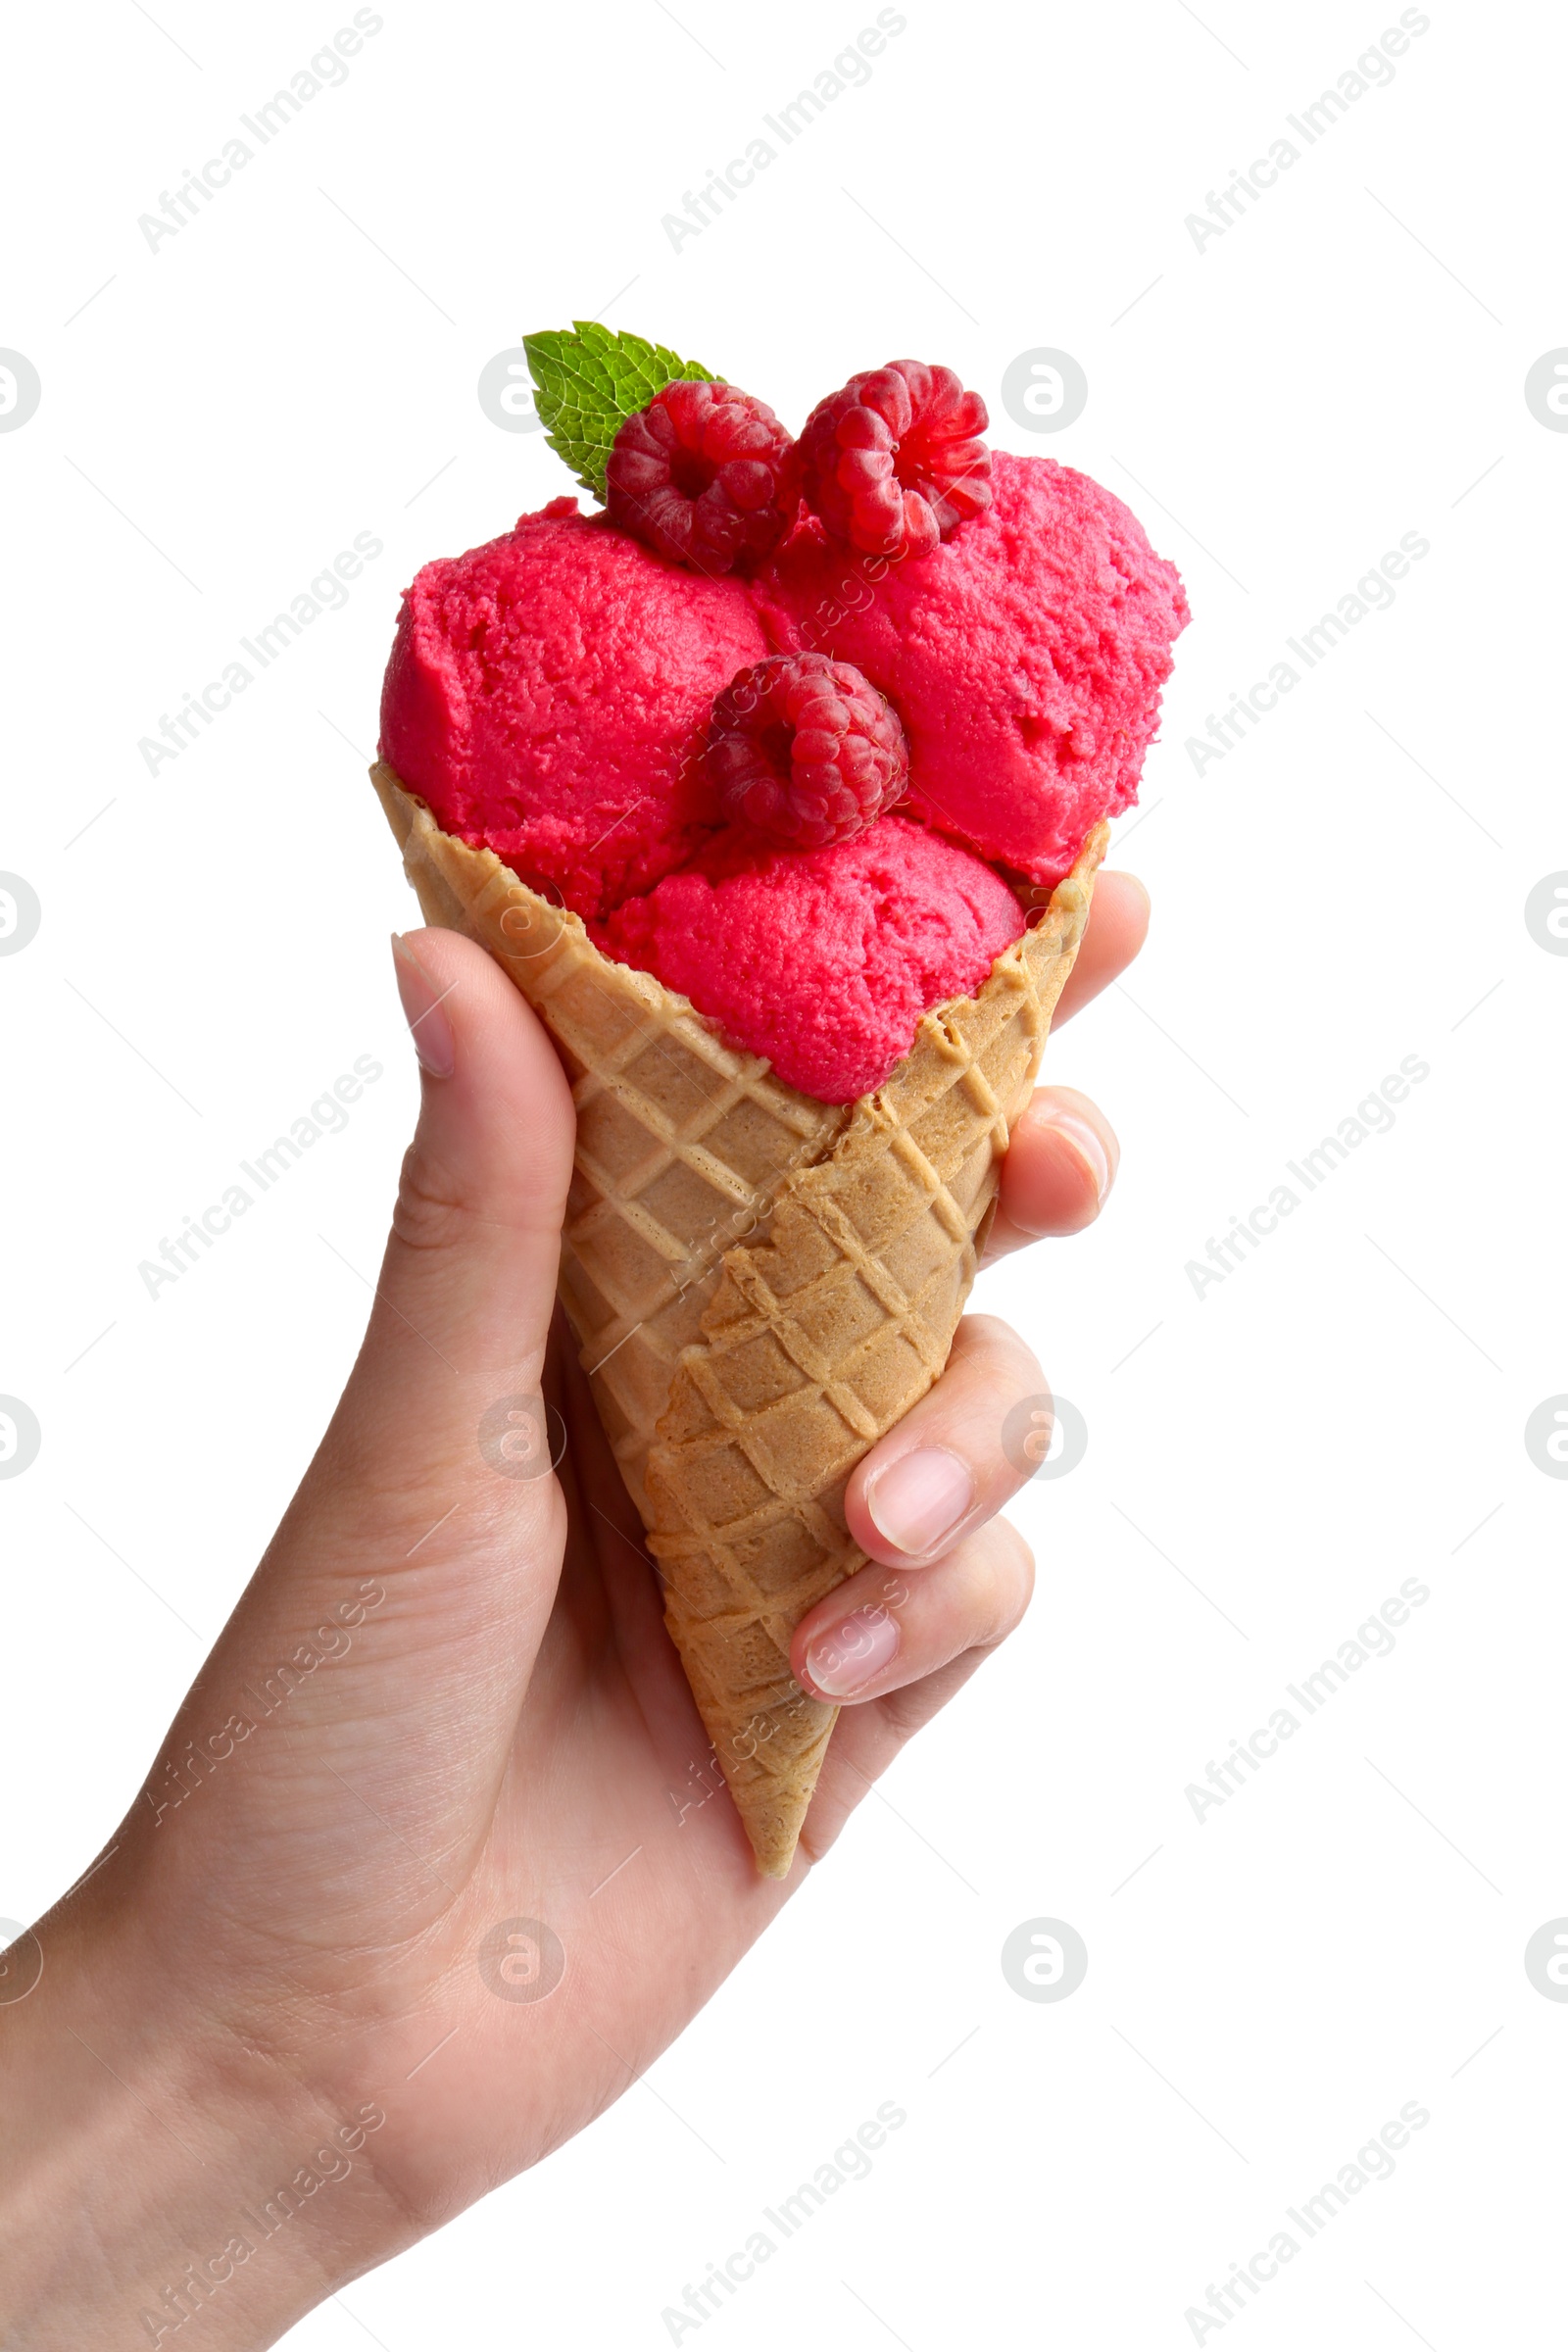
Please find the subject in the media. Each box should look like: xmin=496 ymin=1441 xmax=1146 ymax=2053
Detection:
xmin=522 ymin=321 xmax=714 ymax=502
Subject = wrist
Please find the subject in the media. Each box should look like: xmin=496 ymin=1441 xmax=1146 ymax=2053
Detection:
xmin=0 ymin=1886 xmax=402 ymax=2350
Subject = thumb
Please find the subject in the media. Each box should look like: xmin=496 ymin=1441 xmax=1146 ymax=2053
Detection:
xmin=349 ymin=926 xmax=577 ymax=1464
xmin=249 ymin=925 xmax=576 ymax=1649
xmin=126 ymin=935 xmax=578 ymax=1928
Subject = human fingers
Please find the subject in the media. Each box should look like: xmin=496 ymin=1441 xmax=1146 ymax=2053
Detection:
xmin=837 ymin=1314 xmax=1048 ymax=1573
xmin=791 ymin=1514 xmax=1033 ymax=1705
xmin=984 ymin=1084 xmax=1119 ymax=1257
xmin=794 ymin=1518 xmax=1037 ymax=1863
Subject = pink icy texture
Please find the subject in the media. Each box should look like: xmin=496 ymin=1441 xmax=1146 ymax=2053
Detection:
xmin=593 ymin=813 xmax=1024 ymax=1102
xmin=377 ymin=451 xmax=1187 ymax=1100
xmin=379 ymin=497 xmax=768 ymax=919
xmin=747 ymin=450 xmax=1189 ymax=888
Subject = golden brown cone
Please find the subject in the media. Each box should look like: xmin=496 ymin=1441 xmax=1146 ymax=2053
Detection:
xmin=371 ymin=761 xmax=1103 ymax=1874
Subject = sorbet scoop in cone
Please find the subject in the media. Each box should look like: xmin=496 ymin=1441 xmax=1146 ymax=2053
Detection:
xmin=369 ymin=322 xmax=1184 ymax=1872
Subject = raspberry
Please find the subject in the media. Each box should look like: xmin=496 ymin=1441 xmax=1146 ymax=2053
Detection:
xmin=796 ymin=360 xmax=992 ymax=561
xmin=605 ymin=379 xmax=796 ymax=574
xmin=706 ymin=653 xmax=909 ymax=850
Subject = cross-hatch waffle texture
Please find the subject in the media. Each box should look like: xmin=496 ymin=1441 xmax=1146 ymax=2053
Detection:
xmin=372 ymin=761 xmax=1103 ymax=1874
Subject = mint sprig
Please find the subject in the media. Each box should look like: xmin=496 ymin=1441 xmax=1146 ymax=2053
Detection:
xmin=522 ymin=322 xmax=714 ymax=502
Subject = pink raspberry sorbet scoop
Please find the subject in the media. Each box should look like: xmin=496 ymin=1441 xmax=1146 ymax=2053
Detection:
xmin=379 ymin=498 xmax=769 ymax=918
xmin=747 ymin=450 xmax=1189 ymax=888
xmin=594 ymin=813 xmax=1025 ymax=1102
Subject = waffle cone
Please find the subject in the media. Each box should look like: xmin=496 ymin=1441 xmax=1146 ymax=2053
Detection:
xmin=372 ymin=761 xmax=1104 ymax=1875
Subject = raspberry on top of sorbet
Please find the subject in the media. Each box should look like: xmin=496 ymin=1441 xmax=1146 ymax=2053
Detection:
xmin=379 ymin=338 xmax=1186 ymax=1100
xmin=705 ymin=652 xmax=909 ymax=852
xmin=748 ymin=451 xmax=1189 ymax=890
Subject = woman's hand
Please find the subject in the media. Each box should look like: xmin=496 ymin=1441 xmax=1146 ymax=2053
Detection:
xmin=0 ymin=873 xmax=1147 ymax=2350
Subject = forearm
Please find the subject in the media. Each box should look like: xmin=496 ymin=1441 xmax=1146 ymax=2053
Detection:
xmin=0 ymin=1896 xmax=397 ymax=2351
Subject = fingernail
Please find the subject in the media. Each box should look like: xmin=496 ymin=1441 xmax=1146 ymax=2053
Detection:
xmin=391 ymin=934 xmax=456 ymax=1078
xmin=1041 ymin=1109 xmax=1111 ymax=1204
xmin=865 ymin=1446 xmax=975 ymax=1558
xmin=805 ymin=1606 xmax=901 ymax=1698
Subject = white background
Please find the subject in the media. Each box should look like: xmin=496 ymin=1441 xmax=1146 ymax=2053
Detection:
xmin=4 ymin=0 xmax=1566 ymax=2343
